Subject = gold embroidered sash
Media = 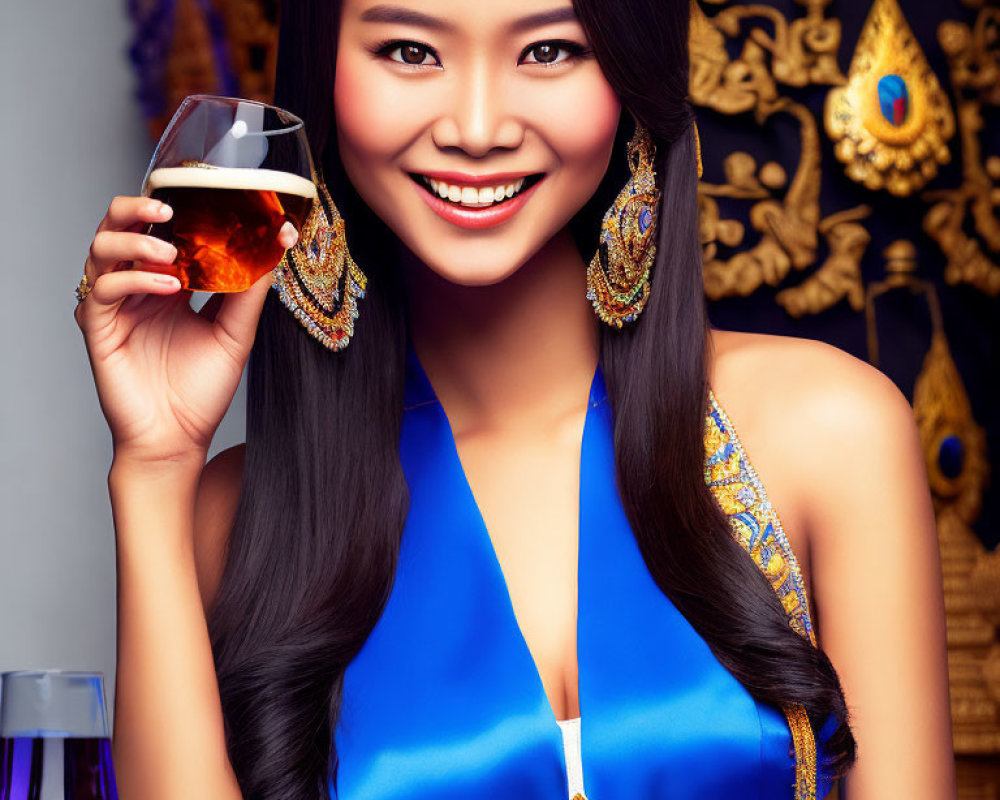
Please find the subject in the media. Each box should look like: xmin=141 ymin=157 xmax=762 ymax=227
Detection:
xmin=704 ymin=389 xmax=820 ymax=800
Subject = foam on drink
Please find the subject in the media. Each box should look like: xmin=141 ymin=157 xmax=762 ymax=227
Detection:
xmin=145 ymin=166 xmax=318 ymax=198
xmin=143 ymin=165 xmax=317 ymax=293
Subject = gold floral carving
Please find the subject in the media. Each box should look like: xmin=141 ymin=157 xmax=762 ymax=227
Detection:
xmin=775 ymin=205 xmax=870 ymax=317
xmin=691 ymin=0 xmax=845 ymax=118
xmin=691 ymin=0 xmax=868 ymax=315
xmin=922 ymin=1 xmax=1000 ymax=296
xmin=824 ymin=0 xmax=956 ymax=196
xmin=705 ymin=0 xmax=845 ymax=90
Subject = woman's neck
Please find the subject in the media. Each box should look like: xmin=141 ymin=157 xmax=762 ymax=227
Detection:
xmin=402 ymin=227 xmax=599 ymax=437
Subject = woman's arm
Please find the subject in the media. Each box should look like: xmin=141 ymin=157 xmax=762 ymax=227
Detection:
xmin=110 ymin=453 xmax=242 ymax=800
xmin=790 ymin=342 xmax=957 ymax=799
xmin=74 ymin=194 xmax=290 ymax=798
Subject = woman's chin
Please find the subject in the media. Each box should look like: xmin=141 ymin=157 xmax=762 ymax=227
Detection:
xmin=406 ymin=241 xmax=535 ymax=288
xmin=422 ymin=260 xmax=526 ymax=288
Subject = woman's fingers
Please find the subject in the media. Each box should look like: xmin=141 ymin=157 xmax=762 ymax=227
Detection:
xmin=98 ymin=196 xmax=173 ymax=233
xmin=75 ymin=269 xmax=182 ymax=333
xmin=82 ymin=197 xmax=177 ymax=286
xmin=203 ymin=223 xmax=296 ymax=349
xmin=89 ymin=231 xmax=178 ymax=274
xmin=278 ymin=220 xmax=299 ymax=250
xmin=211 ymin=269 xmax=275 ymax=357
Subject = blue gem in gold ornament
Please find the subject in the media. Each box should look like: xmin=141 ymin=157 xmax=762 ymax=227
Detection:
xmin=937 ymin=435 xmax=964 ymax=479
xmin=877 ymin=74 xmax=909 ymax=126
xmin=639 ymin=206 xmax=652 ymax=233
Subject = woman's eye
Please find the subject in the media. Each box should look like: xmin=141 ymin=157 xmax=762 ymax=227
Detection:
xmin=382 ymin=42 xmax=439 ymax=67
xmin=520 ymin=41 xmax=583 ymax=66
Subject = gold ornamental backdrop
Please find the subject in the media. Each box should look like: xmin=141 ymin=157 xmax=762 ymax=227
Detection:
xmin=125 ymin=0 xmax=1000 ymax=794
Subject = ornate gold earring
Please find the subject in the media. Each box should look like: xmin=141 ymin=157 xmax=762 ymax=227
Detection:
xmin=586 ymin=124 xmax=661 ymax=328
xmin=272 ymin=173 xmax=367 ymax=351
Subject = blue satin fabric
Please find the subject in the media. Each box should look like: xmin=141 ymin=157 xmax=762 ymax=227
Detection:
xmin=330 ymin=348 xmax=837 ymax=799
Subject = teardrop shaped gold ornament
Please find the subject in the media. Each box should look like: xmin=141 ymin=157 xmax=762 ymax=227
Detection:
xmin=913 ymin=329 xmax=988 ymax=503
xmin=824 ymin=0 xmax=955 ymax=196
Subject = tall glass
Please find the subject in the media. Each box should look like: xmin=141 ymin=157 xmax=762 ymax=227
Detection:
xmin=139 ymin=94 xmax=317 ymax=292
xmin=0 ymin=670 xmax=118 ymax=800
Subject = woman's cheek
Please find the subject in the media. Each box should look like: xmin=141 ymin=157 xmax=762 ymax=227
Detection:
xmin=527 ymin=75 xmax=620 ymax=175
xmin=336 ymin=66 xmax=396 ymax=162
xmin=335 ymin=56 xmax=432 ymax=173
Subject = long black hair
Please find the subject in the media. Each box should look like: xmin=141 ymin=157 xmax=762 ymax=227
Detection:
xmin=207 ymin=1 xmax=857 ymax=797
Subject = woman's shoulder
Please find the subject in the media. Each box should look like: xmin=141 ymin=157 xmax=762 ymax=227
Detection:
xmin=709 ymin=327 xmax=901 ymax=396
xmin=705 ymin=328 xmax=922 ymax=604
xmin=707 ymin=327 xmax=914 ymax=446
xmin=192 ymin=443 xmax=245 ymax=612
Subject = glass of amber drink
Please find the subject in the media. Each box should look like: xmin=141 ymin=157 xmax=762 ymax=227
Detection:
xmin=139 ymin=94 xmax=317 ymax=292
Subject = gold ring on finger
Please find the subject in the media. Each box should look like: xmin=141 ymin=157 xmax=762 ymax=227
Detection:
xmin=75 ymin=272 xmax=93 ymax=304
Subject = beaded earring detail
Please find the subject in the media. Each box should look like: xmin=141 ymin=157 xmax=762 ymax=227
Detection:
xmin=586 ymin=125 xmax=661 ymax=328
xmin=272 ymin=175 xmax=367 ymax=351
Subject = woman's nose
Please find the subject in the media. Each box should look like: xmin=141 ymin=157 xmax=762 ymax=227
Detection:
xmin=430 ymin=64 xmax=525 ymax=157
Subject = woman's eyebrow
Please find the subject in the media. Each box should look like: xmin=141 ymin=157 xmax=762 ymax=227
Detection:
xmin=507 ymin=7 xmax=579 ymax=33
xmin=359 ymin=5 xmax=454 ymax=31
xmin=357 ymin=5 xmax=579 ymax=34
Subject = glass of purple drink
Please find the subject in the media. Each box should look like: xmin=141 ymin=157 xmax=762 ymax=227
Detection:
xmin=1 ymin=670 xmax=118 ymax=800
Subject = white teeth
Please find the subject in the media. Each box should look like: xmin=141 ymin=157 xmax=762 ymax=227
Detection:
xmin=420 ymin=175 xmax=534 ymax=208
xmin=504 ymin=178 xmax=524 ymax=198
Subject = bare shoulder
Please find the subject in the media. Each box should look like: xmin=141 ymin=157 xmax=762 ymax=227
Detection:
xmin=709 ymin=327 xmax=910 ymax=415
xmin=706 ymin=328 xmax=924 ymax=600
xmin=193 ymin=443 xmax=245 ymax=612
xmin=708 ymin=327 xmax=917 ymax=469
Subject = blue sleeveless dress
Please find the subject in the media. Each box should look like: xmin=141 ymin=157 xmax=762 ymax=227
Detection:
xmin=330 ymin=348 xmax=838 ymax=799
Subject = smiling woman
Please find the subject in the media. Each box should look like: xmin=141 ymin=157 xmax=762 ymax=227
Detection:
xmin=202 ymin=0 xmax=862 ymax=797
xmin=78 ymin=0 xmax=956 ymax=798
xmin=333 ymin=0 xmax=621 ymax=283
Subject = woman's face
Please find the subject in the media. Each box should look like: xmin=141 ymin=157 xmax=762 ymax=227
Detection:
xmin=334 ymin=0 xmax=622 ymax=286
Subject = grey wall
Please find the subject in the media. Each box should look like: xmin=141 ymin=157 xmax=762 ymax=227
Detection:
xmin=0 ymin=0 xmax=248 ymax=724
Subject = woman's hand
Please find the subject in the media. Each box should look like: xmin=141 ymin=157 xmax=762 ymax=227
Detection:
xmin=75 ymin=195 xmax=297 ymax=467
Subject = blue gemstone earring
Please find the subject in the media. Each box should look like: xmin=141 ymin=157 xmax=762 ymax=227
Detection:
xmin=586 ymin=124 xmax=661 ymax=328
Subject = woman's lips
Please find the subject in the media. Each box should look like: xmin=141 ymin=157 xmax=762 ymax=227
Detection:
xmin=411 ymin=173 xmax=545 ymax=230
